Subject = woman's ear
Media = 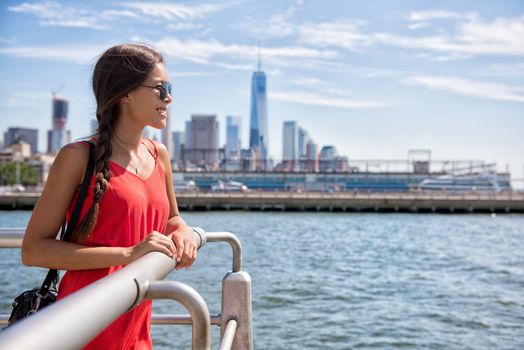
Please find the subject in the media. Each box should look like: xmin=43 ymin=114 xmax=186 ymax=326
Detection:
xmin=121 ymin=95 xmax=130 ymax=103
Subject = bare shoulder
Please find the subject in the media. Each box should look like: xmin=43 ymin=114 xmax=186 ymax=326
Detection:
xmin=150 ymin=139 xmax=167 ymax=154
xmin=51 ymin=142 xmax=90 ymax=181
xmin=25 ymin=142 xmax=91 ymax=241
xmin=149 ymin=139 xmax=169 ymax=161
xmin=59 ymin=142 xmax=90 ymax=157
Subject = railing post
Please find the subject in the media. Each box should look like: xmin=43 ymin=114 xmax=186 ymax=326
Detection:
xmin=221 ymin=271 xmax=253 ymax=350
xmin=200 ymin=231 xmax=252 ymax=350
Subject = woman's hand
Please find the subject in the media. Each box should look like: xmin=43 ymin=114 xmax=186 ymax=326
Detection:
xmin=168 ymin=226 xmax=198 ymax=270
xmin=127 ymin=231 xmax=176 ymax=263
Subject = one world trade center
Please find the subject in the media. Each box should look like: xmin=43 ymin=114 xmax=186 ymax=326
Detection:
xmin=249 ymin=58 xmax=268 ymax=168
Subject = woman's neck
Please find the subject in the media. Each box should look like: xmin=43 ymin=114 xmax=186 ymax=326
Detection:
xmin=112 ymin=119 xmax=144 ymax=151
xmin=114 ymin=132 xmax=140 ymax=147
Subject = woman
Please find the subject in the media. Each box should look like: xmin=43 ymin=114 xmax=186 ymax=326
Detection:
xmin=21 ymin=44 xmax=198 ymax=349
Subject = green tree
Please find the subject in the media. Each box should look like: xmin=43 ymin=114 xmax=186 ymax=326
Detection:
xmin=0 ymin=161 xmax=38 ymax=186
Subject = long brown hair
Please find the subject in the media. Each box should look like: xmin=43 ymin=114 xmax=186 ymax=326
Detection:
xmin=71 ymin=44 xmax=164 ymax=242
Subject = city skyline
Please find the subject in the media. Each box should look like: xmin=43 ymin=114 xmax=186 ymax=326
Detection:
xmin=0 ymin=0 xmax=523 ymax=184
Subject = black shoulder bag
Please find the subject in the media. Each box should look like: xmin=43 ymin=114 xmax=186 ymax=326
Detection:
xmin=7 ymin=141 xmax=95 ymax=326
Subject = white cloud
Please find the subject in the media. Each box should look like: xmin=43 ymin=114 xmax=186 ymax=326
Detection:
xmin=0 ymin=37 xmax=338 ymax=71
xmin=291 ymin=76 xmax=331 ymax=88
xmin=404 ymin=75 xmax=524 ymax=103
xmin=151 ymin=37 xmax=338 ymax=68
xmin=455 ymin=15 xmax=524 ymax=54
xmin=298 ymin=13 xmax=524 ymax=58
xmin=7 ymin=1 xmax=224 ymax=30
xmin=407 ymin=22 xmax=431 ymax=30
xmin=407 ymin=10 xmax=464 ymax=22
xmin=8 ymin=1 xmax=106 ymax=29
xmin=270 ymin=90 xmax=394 ymax=109
xmin=101 ymin=9 xmax=140 ymax=20
xmin=0 ymin=44 xmax=107 ymax=64
xmin=290 ymin=76 xmax=359 ymax=98
xmin=384 ymin=14 xmax=524 ymax=57
xmin=298 ymin=20 xmax=373 ymax=51
xmin=238 ymin=13 xmax=295 ymax=39
xmin=120 ymin=2 xmax=223 ymax=20
xmin=357 ymin=67 xmax=405 ymax=78
xmin=7 ymin=1 xmax=61 ymax=17
xmin=41 ymin=19 xmax=107 ymax=29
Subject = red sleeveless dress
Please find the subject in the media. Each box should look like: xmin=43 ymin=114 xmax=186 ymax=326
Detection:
xmin=57 ymin=139 xmax=169 ymax=350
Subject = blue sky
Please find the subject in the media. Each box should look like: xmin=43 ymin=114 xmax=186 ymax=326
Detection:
xmin=0 ymin=0 xmax=523 ymax=184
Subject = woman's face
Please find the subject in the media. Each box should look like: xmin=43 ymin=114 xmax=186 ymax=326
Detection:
xmin=124 ymin=62 xmax=173 ymax=129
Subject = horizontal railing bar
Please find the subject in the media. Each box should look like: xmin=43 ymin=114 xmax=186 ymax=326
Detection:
xmin=0 ymin=228 xmax=25 ymax=235
xmin=151 ymin=314 xmax=221 ymax=326
xmin=218 ymin=318 xmax=238 ymax=350
xmin=0 ymin=230 xmax=244 ymax=274
xmin=0 ymin=228 xmax=23 ymax=248
xmin=0 ymin=314 xmax=222 ymax=326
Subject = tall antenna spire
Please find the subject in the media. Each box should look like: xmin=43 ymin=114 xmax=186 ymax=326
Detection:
xmin=257 ymin=43 xmax=261 ymax=71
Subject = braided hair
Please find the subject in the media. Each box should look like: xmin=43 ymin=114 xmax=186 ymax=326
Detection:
xmin=71 ymin=44 xmax=164 ymax=242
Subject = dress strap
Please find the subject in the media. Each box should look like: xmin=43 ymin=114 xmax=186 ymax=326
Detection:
xmin=77 ymin=140 xmax=91 ymax=149
xmin=141 ymin=138 xmax=158 ymax=161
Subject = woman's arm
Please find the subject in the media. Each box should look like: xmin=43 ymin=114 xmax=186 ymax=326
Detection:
xmin=21 ymin=143 xmax=175 ymax=270
xmin=155 ymin=140 xmax=198 ymax=270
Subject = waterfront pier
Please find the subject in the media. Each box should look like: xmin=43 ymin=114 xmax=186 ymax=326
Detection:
xmin=2 ymin=192 xmax=523 ymax=213
xmin=176 ymin=192 xmax=524 ymax=213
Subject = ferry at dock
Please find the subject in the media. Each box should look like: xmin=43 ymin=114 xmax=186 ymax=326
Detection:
xmin=418 ymin=173 xmax=503 ymax=193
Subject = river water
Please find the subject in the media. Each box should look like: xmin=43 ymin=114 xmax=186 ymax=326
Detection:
xmin=1 ymin=211 xmax=523 ymax=349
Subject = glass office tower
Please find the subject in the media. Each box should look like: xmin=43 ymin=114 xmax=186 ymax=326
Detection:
xmin=249 ymin=64 xmax=268 ymax=164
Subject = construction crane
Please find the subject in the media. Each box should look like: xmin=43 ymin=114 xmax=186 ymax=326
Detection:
xmin=52 ymin=84 xmax=66 ymax=97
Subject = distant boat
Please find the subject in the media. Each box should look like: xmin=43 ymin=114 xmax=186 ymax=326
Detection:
xmin=419 ymin=173 xmax=502 ymax=193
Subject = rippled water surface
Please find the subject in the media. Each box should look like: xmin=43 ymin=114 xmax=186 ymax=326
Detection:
xmin=1 ymin=211 xmax=523 ymax=349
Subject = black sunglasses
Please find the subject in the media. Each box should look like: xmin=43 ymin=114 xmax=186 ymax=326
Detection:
xmin=140 ymin=81 xmax=172 ymax=101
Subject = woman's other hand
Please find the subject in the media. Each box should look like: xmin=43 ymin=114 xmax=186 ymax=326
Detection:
xmin=127 ymin=231 xmax=176 ymax=263
xmin=168 ymin=226 xmax=198 ymax=270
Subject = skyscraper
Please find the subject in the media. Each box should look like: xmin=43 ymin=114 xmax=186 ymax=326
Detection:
xmin=225 ymin=115 xmax=242 ymax=159
xmin=172 ymin=131 xmax=185 ymax=163
xmin=282 ymin=121 xmax=299 ymax=171
xmin=4 ymin=127 xmax=38 ymax=154
xmin=298 ymin=127 xmax=310 ymax=159
xmin=282 ymin=121 xmax=298 ymax=161
xmin=306 ymin=140 xmax=319 ymax=172
xmin=47 ymin=96 xmax=71 ymax=154
xmin=161 ymin=110 xmax=173 ymax=158
xmin=185 ymin=114 xmax=219 ymax=169
xmin=249 ymin=55 xmax=268 ymax=164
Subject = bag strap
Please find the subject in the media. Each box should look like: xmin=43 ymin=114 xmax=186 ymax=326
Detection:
xmin=60 ymin=141 xmax=96 ymax=241
xmin=39 ymin=141 xmax=96 ymax=293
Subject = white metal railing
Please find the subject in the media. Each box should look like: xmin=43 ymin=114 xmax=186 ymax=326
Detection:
xmin=0 ymin=228 xmax=253 ymax=350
